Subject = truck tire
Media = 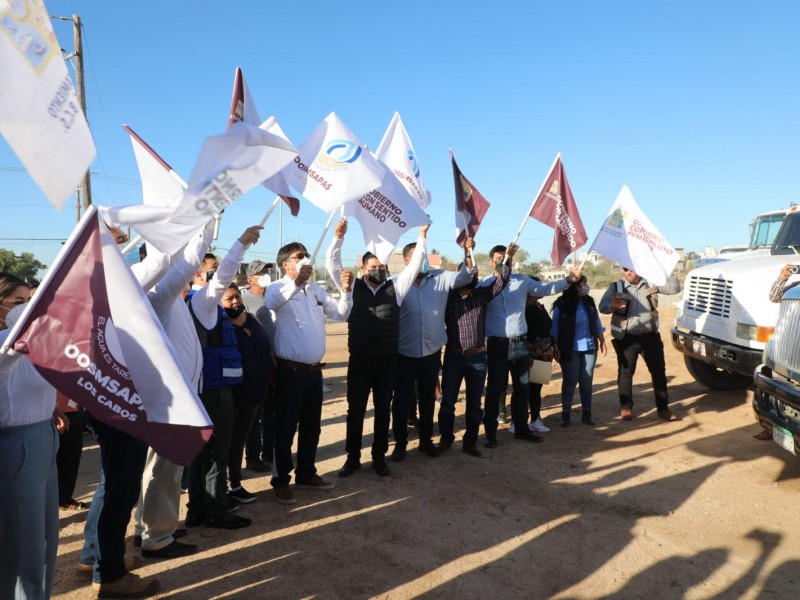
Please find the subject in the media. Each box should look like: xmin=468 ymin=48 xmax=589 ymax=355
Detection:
xmin=683 ymin=356 xmax=752 ymax=390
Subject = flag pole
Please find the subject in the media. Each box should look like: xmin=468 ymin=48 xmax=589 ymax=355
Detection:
xmin=120 ymin=235 xmax=142 ymax=256
xmin=450 ymin=148 xmax=475 ymax=262
xmin=259 ymin=196 xmax=282 ymax=227
xmin=309 ymin=207 xmax=340 ymax=265
xmin=505 ymin=152 xmax=561 ymax=263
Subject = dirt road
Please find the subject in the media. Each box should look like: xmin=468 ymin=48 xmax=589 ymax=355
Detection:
xmin=53 ymin=307 xmax=800 ymax=599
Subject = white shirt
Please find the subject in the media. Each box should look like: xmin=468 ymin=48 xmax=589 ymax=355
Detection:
xmin=265 ymin=276 xmax=352 ymax=364
xmin=0 ymin=329 xmax=56 ymax=427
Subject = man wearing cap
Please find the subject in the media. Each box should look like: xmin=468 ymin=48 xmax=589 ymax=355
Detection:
xmin=598 ymin=266 xmax=680 ymax=422
xmin=240 ymin=259 xmax=276 ymax=473
xmin=265 ymin=242 xmax=353 ymax=504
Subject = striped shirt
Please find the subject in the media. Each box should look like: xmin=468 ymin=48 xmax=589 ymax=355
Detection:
xmin=445 ymin=266 xmax=508 ymax=350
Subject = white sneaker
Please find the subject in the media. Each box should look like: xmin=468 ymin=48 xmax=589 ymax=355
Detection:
xmin=530 ymin=418 xmax=550 ymax=433
xmin=322 ymin=384 xmax=332 ymax=393
xmin=509 ymin=422 xmax=515 ymax=434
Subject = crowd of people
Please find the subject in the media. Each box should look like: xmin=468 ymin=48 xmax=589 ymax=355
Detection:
xmin=0 ymin=216 xmax=685 ymax=599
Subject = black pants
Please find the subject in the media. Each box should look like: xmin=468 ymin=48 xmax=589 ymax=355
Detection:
xmin=57 ymin=409 xmax=85 ymax=505
xmin=271 ymin=366 xmax=323 ymax=487
xmin=86 ymin=414 xmax=147 ymax=584
xmin=187 ymin=387 xmax=234 ymax=519
xmin=485 ymin=337 xmax=530 ymax=442
xmin=229 ymin=405 xmax=259 ymax=488
xmin=345 ymin=355 xmax=396 ymax=461
xmin=393 ymin=351 xmax=441 ymax=448
xmin=245 ymin=388 xmax=276 ymax=464
xmin=612 ymin=331 xmax=669 ymax=410
xmin=528 ymin=383 xmax=543 ymax=423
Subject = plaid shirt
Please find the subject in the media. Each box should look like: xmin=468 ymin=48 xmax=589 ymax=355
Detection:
xmin=445 ymin=265 xmax=509 ymax=350
xmin=769 ymin=277 xmax=800 ymax=303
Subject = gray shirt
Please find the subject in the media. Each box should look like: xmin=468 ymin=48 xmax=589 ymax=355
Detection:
xmin=599 ymin=274 xmax=680 ymax=336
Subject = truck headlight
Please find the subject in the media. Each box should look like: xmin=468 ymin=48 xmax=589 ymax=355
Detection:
xmin=736 ymin=323 xmax=775 ymax=343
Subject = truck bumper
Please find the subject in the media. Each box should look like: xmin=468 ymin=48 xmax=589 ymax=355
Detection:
xmin=670 ymin=327 xmax=763 ymax=377
xmin=753 ymin=365 xmax=800 ymax=456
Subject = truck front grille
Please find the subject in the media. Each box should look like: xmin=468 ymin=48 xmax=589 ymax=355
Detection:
xmin=685 ymin=275 xmax=733 ymax=318
xmin=772 ymin=298 xmax=800 ymax=375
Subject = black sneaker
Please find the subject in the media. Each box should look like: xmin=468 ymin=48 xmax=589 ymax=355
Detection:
xmin=226 ymin=497 xmax=241 ymax=512
xmin=418 ymin=443 xmax=440 ymax=458
xmin=204 ymin=512 xmax=251 ymax=529
xmin=228 ymin=486 xmax=257 ymax=504
xmin=391 ymin=445 xmax=407 ymax=462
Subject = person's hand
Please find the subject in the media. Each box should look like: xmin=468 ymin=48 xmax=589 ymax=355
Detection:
xmin=552 ymin=345 xmax=561 ymax=363
xmin=465 ymin=237 xmax=476 ymax=251
xmin=54 ymin=407 xmax=69 ymax=434
xmin=506 ymin=243 xmax=517 ymax=259
xmin=566 ymin=266 xmax=581 ymax=284
xmin=611 ymin=295 xmax=627 ymax=311
xmin=334 ymin=218 xmax=348 ymax=240
xmin=239 ymin=225 xmax=263 ymax=246
xmin=106 ymin=225 xmax=129 ymax=245
xmin=340 ymin=270 xmax=353 ymax=293
xmin=420 ymin=223 xmax=430 ymax=237
xmin=598 ymin=338 xmax=608 ymax=357
xmin=780 ymin=263 xmax=794 ymax=282
xmin=295 ymin=264 xmax=313 ymax=287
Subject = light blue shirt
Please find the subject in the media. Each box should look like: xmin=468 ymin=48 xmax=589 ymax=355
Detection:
xmin=480 ymin=274 xmax=569 ymax=338
xmin=398 ymin=265 xmax=474 ymax=357
xmin=551 ymin=304 xmax=605 ymax=352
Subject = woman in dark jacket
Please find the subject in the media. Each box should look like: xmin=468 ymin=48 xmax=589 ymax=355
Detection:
xmin=523 ymin=292 xmax=555 ymax=434
xmin=222 ymin=284 xmax=273 ymax=503
xmin=551 ymin=276 xmax=606 ymax=427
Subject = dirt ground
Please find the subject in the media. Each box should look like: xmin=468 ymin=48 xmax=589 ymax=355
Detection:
xmin=53 ymin=306 xmax=800 ymax=599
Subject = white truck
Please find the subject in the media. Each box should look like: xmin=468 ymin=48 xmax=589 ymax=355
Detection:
xmin=671 ymin=206 xmax=799 ymax=389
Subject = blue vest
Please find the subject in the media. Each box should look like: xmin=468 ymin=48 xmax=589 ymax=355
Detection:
xmin=186 ymin=290 xmax=243 ymax=390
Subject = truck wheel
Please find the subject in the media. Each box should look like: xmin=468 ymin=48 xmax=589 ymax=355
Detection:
xmin=683 ymin=356 xmax=752 ymax=390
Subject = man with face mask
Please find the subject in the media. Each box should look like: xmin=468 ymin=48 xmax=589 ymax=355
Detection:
xmin=391 ymin=237 xmax=475 ymax=461
xmin=266 ymin=240 xmax=353 ymax=504
xmin=326 ymin=219 xmax=429 ymax=478
xmin=184 ymin=225 xmax=263 ymax=530
xmin=598 ymin=266 xmax=680 ymax=422
xmin=481 ymin=245 xmax=580 ymax=448
xmin=438 ymin=242 xmax=512 ymax=457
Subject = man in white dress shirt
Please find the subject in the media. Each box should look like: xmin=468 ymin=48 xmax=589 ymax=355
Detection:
xmin=265 ymin=242 xmax=353 ymax=504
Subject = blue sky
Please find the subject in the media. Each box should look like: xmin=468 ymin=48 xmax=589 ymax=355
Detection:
xmin=2 ymin=1 xmax=799 ymax=272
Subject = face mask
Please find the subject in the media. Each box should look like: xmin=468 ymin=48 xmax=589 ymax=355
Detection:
xmin=366 ymin=269 xmax=387 ymax=285
xmin=579 ymin=284 xmax=590 ymax=296
xmin=420 ymin=256 xmax=430 ymax=274
xmin=224 ymin=305 xmax=245 ymax=319
xmin=296 ymin=257 xmax=311 ymax=269
xmin=494 ymin=260 xmax=507 ymax=273
xmin=257 ymin=273 xmax=271 ymax=288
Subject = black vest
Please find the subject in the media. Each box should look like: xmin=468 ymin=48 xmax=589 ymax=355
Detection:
xmin=347 ymin=277 xmax=399 ymax=358
xmin=556 ymin=296 xmax=600 ymax=362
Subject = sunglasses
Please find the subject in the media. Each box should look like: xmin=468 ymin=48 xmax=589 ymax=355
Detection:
xmin=622 ymin=268 xmax=630 ymax=272
xmin=289 ymin=252 xmax=310 ymax=261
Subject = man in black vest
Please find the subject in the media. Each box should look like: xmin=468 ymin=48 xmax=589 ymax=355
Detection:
xmin=328 ymin=220 xmax=429 ymax=478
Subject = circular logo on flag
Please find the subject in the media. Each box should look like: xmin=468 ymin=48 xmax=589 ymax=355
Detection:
xmin=407 ymin=150 xmax=420 ymax=177
xmin=317 ymin=139 xmax=363 ymax=169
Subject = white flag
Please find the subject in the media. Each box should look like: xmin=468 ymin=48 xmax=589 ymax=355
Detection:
xmin=375 ymin=112 xmax=431 ymax=208
xmin=125 ymin=124 xmax=186 ymax=207
xmin=282 ymin=112 xmax=383 ymax=213
xmin=589 ymin=185 xmax=679 ymax=285
xmin=0 ymin=0 xmax=96 ymax=209
xmin=101 ymin=121 xmax=298 ymax=254
xmin=343 ymin=161 xmax=431 ymax=264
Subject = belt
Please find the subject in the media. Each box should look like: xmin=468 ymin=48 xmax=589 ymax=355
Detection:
xmin=446 ymin=345 xmax=486 ymax=356
xmin=277 ymin=358 xmax=325 ymax=372
xmin=488 ymin=335 xmax=527 ymax=344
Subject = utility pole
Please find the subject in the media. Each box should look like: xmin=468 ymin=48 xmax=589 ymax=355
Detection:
xmin=72 ymin=15 xmax=91 ymax=215
xmin=54 ymin=13 xmax=91 ymax=220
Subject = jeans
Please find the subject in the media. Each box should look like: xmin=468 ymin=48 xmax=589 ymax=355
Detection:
xmin=0 ymin=419 xmax=59 ymax=600
xmin=271 ymin=366 xmax=323 ymax=487
xmin=612 ymin=332 xmax=669 ymax=410
xmin=345 ymin=355 xmax=396 ymax=461
xmin=485 ymin=337 xmax=530 ymax=441
xmin=438 ymin=351 xmax=487 ymax=446
xmin=560 ymin=351 xmax=598 ymax=411
xmin=79 ymin=469 xmax=104 ymax=567
xmin=88 ymin=415 xmax=148 ymax=584
xmin=393 ymin=351 xmax=441 ymax=448
xmin=187 ymin=387 xmax=234 ymax=520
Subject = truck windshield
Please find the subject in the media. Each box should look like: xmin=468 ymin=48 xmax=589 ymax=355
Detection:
xmin=750 ymin=213 xmax=786 ymax=249
xmin=771 ymin=213 xmax=800 ymax=255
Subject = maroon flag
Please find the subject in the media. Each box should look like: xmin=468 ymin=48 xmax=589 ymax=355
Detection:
xmin=451 ymin=151 xmax=491 ymax=247
xmin=529 ymin=155 xmax=587 ymax=266
xmin=228 ymin=67 xmax=301 ymax=217
xmin=2 ymin=207 xmax=212 ymax=465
